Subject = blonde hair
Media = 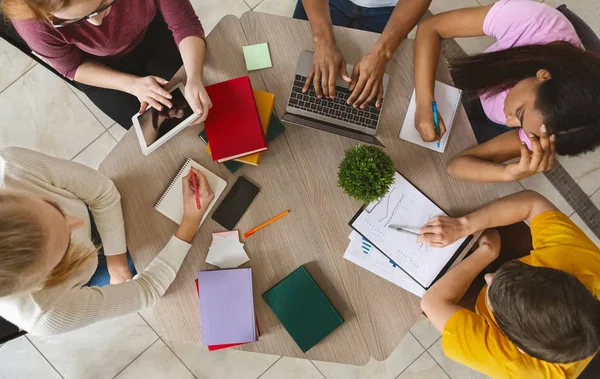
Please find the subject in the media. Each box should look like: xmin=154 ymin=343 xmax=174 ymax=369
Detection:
xmin=0 ymin=192 xmax=96 ymax=297
xmin=1 ymin=0 xmax=72 ymax=20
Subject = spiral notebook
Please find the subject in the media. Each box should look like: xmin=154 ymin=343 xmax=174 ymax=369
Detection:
xmin=399 ymin=81 xmax=462 ymax=153
xmin=154 ymin=158 xmax=227 ymax=225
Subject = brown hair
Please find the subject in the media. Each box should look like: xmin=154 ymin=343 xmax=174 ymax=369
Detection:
xmin=450 ymin=43 xmax=600 ymax=156
xmin=0 ymin=192 xmax=96 ymax=297
xmin=1 ymin=0 xmax=72 ymax=20
xmin=488 ymin=260 xmax=600 ymax=363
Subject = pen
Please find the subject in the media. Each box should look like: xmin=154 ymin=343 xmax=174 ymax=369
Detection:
xmin=388 ymin=225 xmax=419 ymax=236
xmin=191 ymin=171 xmax=201 ymax=209
xmin=244 ymin=210 xmax=290 ymax=238
xmin=432 ymin=101 xmax=440 ymax=148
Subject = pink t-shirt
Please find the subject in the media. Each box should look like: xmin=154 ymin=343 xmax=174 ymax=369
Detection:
xmin=479 ymin=0 xmax=583 ymax=126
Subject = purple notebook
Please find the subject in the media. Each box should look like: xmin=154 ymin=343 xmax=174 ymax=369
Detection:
xmin=198 ymin=268 xmax=256 ymax=345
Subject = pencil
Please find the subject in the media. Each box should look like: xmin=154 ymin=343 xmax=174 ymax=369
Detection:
xmin=243 ymin=210 xmax=290 ymax=238
xmin=191 ymin=171 xmax=201 ymax=209
xmin=388 ymin=225 xmax=419 ymax=236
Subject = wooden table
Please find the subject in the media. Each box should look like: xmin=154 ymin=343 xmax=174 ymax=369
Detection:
xmin=99 ymin=12 xmax=497 ymax=365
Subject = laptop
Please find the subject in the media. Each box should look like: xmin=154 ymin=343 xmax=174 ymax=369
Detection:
xmin=283 ymin=50 xmax=390 ymax=147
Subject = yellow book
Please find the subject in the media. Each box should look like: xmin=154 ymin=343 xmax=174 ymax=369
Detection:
xmin=206 ymin=89 xmax=275 ymax=166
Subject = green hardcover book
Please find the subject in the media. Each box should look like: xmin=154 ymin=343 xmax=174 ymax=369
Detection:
xmin=262 ymin=266 xmax=344 ymax=352
xmin=198 ymin=112 xmax=286 ymax=174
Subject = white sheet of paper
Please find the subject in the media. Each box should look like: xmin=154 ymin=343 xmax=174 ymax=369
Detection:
xmin=344 ymin=231 xmax=425 ymax=297
xmin=205 ymin=232 xmax=249 ymax=268
xmin=399 ymin=81 xmax=462 ymax=153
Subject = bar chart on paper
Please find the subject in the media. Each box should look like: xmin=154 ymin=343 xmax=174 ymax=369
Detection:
xmin=351 ymin=172 xmax=468 ymax=288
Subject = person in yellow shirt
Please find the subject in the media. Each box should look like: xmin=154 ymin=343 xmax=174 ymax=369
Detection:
xmin=417 ymin=190 xmax=600 ymax=379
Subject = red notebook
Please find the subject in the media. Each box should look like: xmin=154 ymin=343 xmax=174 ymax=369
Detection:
xmin=204 ymin=76 xmax=268 ymax=163
xmin=195 ymin=279 xmax=260 ymax=351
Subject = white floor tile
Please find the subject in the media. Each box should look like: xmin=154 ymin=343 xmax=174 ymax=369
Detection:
xmin=191 ymin=0 xmax=250 ymax=35
xmin=254 ymin=0 xmax=297 ymax=17
xmin=428 ymin=340 xmax=491 ymax=379
xmin=397 ymin=352 xmax=450 ymax=379
xmin=312 ymin=333 xmax=424 ymax=379
xmin=569 ymin=213 xmax=600 ymax=249
xmin=166 ymin=339 xmax=280 ymax=379
xmin=0 ymin=336 xmax=61 ymax=379
xmin=260 ymin=357 xmax=325 ymax=379
xmin=108 ymin=123 xmax=127 ymax=142
xmin=519 ymin=174 xmax=574 ymax=215
xmin=245 ymin=0 xmax=264 ymax=10
xmin=494 ymin=181 xmax=524 ymax=198
xmin=0 ymin=65 xmax=105 ymax=160
xmin=591 ymin=189 xmax=600 ymax=209
xmin=430 ymin=0 xmax=481 ymax=15
xmin=70 ymin=86 xmax=115 ymax=128
xmin=454 ymin=36 xmax=495 ymax=55
xmin=72 ymin=132 xmax=117 ymax=170
xmin=544 ymin=0 xmax=600 ymax=36
xmin=0 ymin=39 xmax=36 ymax=93
xmin=115 ymin=339 xmax=194 ymax=379
xmin=409 ymin=315 xmax=441 ymax=349
xmin=29 ymin=313 xmax=158 ymax=379
xmin=556 ymin=152 xmax=600 ymax=196
xmin=138 ymin=307 xmax=163 ymax=336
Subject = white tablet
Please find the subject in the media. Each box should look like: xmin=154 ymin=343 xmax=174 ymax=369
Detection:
xmin=132 ymin=83 xmax=201 ymax=155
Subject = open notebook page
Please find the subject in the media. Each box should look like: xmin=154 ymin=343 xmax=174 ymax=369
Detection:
xmin=399 ymin=81 xmax=462 ymax=153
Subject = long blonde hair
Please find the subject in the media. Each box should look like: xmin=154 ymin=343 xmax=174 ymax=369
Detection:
xmin=0 ymin=192 xmax=96 ymax=297
xmin=1 ymin=0 xmax=72 ymax=20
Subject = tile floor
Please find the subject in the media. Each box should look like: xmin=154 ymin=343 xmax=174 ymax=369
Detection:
xmin=1 ymin=0 xmax=599 ymax=378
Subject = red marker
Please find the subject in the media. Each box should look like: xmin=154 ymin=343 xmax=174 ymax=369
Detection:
xmin=191 ymin=171 xmax=201 ymax=209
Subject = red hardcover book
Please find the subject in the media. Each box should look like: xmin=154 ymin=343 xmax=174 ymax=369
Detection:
xmin=204 ymin=76 xmax=268 ymax=163
xmin=195 ymin=279 xmax=260 ymax=351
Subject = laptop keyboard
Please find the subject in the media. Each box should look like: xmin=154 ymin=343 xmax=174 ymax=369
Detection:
xmin=288 ymin=74 xmax=381 ymax=129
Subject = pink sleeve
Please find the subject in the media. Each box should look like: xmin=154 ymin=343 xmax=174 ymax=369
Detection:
xmin=156 ymin=0 xmax=205 ymax=47
xmin=483 ymin=0 xmax=582 ymax=51
xmin=12 ymin=19 xmax=82 ymax=79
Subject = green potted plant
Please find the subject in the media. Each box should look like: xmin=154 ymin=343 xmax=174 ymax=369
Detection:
xmin=338 ymin=145 xmax=395 ymax=203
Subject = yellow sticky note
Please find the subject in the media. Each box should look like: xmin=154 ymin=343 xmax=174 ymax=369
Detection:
xmin=242 ymin=43 xmax=272 ymax=71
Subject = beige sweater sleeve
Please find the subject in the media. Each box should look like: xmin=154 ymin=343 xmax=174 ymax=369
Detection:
xmin=30 ymin=236 xmax=192 ymax=335
xmin=1 ymin=147 xmax=126 ymax=255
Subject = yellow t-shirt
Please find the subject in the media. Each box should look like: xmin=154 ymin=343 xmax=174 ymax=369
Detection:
xmin=442 ymin=211 xmax=600 ymax=379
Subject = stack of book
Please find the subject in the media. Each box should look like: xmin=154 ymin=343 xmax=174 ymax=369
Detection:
xmin=199 ymin=76 xmax=286 ymax=173
xmin=197 ymin=268 xmax=259 ymax=351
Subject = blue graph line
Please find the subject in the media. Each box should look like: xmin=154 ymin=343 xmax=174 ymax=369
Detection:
xmin=389 ymin=260 xmax=397 ymax=268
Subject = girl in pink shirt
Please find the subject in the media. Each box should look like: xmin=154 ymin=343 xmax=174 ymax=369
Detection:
xmin=3 ymin=0 xmax=211 ymax=129
xmin=413 ymin=0 xmax=600 ymax=183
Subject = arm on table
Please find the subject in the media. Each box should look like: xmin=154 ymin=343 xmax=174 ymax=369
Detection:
xmin=447 ymin=127 xmax=556 ymax=183
xmin=179 ymin=37 xmax=211 ymax=124
xmin=301 ymin=0 xmax=351 ymax=99
xmin=29 ymin=170 xmax=213 ymax=335
xmin=347 ymin=0 xmax=431 ymax=109
xmin=74 ymin=60 xmax=174 ymax=112
xmin=421 ymin=230 xmax=500 ymax=332
xmin=413 ymin=5 xmax=491 ymax=141
xmin=418 ymin=190 xmax=557 ymax=247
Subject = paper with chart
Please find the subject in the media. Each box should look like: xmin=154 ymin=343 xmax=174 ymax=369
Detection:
xmin=344 ymin=231 xmax=425 ymax=297
xmin=350 ymin=172 xmax=467 ymax=288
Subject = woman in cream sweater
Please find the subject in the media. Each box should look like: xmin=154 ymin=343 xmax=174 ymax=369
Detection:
xmin=0 ymin=147 xmax=213 ymax=335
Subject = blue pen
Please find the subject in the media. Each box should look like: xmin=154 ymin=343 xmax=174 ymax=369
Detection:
xmin=432 ymin=101 xmax=440 ymax=148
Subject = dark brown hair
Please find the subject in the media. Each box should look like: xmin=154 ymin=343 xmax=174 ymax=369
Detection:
xmin=450 ymin=43 xmax=600 ymax=156
xmin=488 ymin=260 xmax=600 ymax=363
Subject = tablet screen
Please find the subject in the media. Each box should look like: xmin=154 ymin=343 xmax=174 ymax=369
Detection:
xmin=137 ymin=88 xmax=194 ymax=147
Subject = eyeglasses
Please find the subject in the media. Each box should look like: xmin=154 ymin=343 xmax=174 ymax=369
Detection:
xmin=50 ymin=0 xmax=116 ymax=28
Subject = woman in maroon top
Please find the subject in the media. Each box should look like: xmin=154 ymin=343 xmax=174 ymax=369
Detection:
xmin=3 ymin=0 xmax=211 ymax=129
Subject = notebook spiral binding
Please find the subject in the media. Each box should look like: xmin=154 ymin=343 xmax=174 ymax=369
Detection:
xmin=441 ymin=90 xmax=463 ymax=151
xmin=153 ymin=158 xmax=191 ymax=209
